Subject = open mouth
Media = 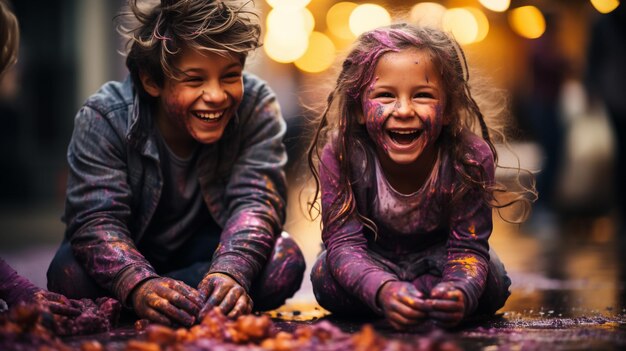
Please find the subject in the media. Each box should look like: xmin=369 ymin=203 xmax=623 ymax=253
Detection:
xmin=387 ymin=129 xmax=422 ymax=146
xmin=192 ymin=110 xmax=225 ymax=122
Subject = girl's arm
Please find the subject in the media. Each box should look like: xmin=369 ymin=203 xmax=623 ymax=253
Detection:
xmin=441 ymin=141 xmax=495 ymax=316
xmin=319 ymin=143 xmax=399 ymax=314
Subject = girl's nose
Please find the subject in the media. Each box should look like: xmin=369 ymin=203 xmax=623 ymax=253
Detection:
xmin=201 ymin=84 xmax=227 ymax=105
xmin=393 ymin=98 xmax=414 ymax=118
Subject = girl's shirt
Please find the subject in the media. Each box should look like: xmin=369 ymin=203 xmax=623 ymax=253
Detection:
xmin=319 ymin=130 xmax=494 ymax=315
xmin=62 ymin=73 xmax=287 ymax=305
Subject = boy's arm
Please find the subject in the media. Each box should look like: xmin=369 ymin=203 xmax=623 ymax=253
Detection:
xmin=442 ymin=145 xmax=495 ymax=316
xmin=206 ymin=97 xmax=288 ymax=292
xmin=64 ymin=106 xmax=158 ymax=305
xmin=318 ymin=144 xmax=398 ymax=315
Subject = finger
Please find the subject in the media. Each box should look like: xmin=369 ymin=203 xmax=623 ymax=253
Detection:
xmin=391 ymin=302 xmax=427 ymax=320
xmin=428 ymin=299 xmax=464 ymax=312
xmin=149 ymin=296 xmax=195 ymax=327
xmin=398 ymin=294 xmax=428 ymax=311
xmin=198 ymin=278 xmax=215 ymax=299
xmin=218 ymin=289 xmax=242 ymax=316
xmin=47 ymin=302 xmax=81 ymax=316
xmin=143 ymin=307 xmax=172 ymax=326
xmin=226 ymin=294 xmax=251 ymax=319
xmin=171 ymin=282 xmax=204 ymax=308
xmin=429 ymin=311 xmax=463 ymax=326
xmin=206 ymin=283 xmax=229 ymax=307
xmin=166 ymin=290 xmax=201 ymax=316
xmin=387 ymin=310 xmax=421 ymax=327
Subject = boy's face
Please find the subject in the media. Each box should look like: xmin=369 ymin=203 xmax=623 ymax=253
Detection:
xmin=146 ymin=47 xmax=244 ymax=149
xmin=359 ymin=48 xmax=446 ymax=166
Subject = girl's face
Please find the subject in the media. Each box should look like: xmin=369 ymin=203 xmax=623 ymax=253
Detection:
xmin=144 ymin=47 xmax=244 ymax=152
xmin=359 ymin=48 xmax=446 ymax=165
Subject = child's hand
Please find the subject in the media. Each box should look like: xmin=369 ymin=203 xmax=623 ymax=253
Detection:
xmin=377 ymin=281 xmax=428 ymax=330
xmin=131 ymin=277 xmax=203 ymax=327
xmin=32 ymin=290 xmax=82 ymax=317
xmin=198 ymin=273 xmax=252 ymax=319
xmin=427 ymin=282 xmax=466 ymax=328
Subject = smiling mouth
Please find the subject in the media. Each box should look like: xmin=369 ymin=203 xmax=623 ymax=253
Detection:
xmin=192 ymin=110 xmax=225 ymax=122
xmin=387 ymin=129 xmax=422 ymax=145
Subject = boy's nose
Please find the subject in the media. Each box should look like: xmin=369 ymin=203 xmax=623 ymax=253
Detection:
xmin=201 ymin=84 xmax=227 ymax=105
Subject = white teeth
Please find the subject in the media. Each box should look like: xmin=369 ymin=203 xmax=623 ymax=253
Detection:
xmin=195 ymin=111 xmax=223 ymax=120
xmin=390 ymin=130 xmax=418 ymax=134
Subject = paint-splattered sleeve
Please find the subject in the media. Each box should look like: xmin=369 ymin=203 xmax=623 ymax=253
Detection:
xmin=64 ymin=106 xmax=158 ymax=304
xmin=319 ymin=144 xmax=398 ymax=314
xmin=443 ymin=139 xmax=494 ymax=315
xmin=207 ymin=98 xmax=287 ymax=292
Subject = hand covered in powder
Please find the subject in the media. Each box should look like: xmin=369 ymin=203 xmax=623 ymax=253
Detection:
xmin=131 ymin=277 xmax=203 ymax=327
xmin=198 ymin=273 xmax=252 ymax=319
xmin=31 ymin=290 xmax=82 ymax=317
xmin=377 ymin=281 xmax=428 ymax=330
xmin=427 ymin=282 xmax=466 ymax=327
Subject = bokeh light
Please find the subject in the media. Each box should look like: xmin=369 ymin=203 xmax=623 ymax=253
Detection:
xmin=327 ymin=2 xmax=358 ymax=40
xmin=443 ymin=8 xmax=479 ymax=45
xmin=266 ymin=7 xmax=314 ymax=34
xmin=479 ymin=0 xmax=511 ymax=12
xmin=266 ymin=0 xmax=311 ymax=9
xmin=590 ymin=0 xmax=620 ymax=13
xmin=349 ymin=3 xmax=391 ymax=36
xmin=263 ymin=30 xmax=309 ymax=63
xmin=466 ymin=7 xmax=490 ymax=43
xmin=508 ymin=6 xmax=546 ymax=39
xmin=409 ymin=2 xmax=446 ymax=29
xmin=294 ymin=32 xmax=336 ymax=73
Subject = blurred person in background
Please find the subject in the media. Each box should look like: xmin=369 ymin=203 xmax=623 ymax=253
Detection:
xmin=585 ymin=4 xmax=626 ymax=305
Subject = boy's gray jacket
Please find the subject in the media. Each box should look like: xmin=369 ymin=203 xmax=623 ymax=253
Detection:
xmin=62 ymin=73 xmax=287 ymax=304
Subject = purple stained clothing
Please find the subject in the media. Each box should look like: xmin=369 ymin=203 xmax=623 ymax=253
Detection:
xmin=313 ymin=130 xmax=507 ymax=316
xmin=46 ymin=73 xmax=299 ymax=306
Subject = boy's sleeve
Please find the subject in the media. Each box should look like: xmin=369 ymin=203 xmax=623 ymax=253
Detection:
xmin=63 ymin=106 xmax=158 ymax=305
xmin=317 ymin=144 xmax=398 ymax=315
xmin=442 ymin=143 xmax=495 ymax=315
xmin=207 ymin=97 xmax=288 ymax=291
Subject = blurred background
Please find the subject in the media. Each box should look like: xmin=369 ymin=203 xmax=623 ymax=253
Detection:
xmin=1 ymin=0 xmax=624 ymax=313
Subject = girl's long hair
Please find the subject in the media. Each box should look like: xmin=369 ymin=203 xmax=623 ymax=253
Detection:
xmin=307 ymin=23 xmax=536 ymax=233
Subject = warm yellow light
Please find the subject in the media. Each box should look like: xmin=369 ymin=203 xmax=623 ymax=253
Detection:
xmin=327 ymin=2 xmax=358 ymax=40
xmin=295 ymin=32 xmax=336 ymax=73
xmin=466 ymin=7 xmax=490 ymax=43
xmin=266 ymin=7 xmax=314 ymax=35
xmin=590 ymin=0 xmax=620 ymax=13
xmin=266 ymin=0 xmax=311 ymax=9
xmin=479 ymin=0 xmax=511 ymax=12
xmin=349 ymin=4 xmax=391 ymax=36
xmin=443 ymin=8 xmax=478 ymax=45
xmin=508 ymin=6 xmax=546 ymax=39
xmin=409 ymin=2 xmax=447 ymax=29
xmin=263 ymin=30 xmax=309 ymax=63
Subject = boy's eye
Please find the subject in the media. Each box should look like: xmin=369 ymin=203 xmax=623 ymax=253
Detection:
xmin=223 ymin=71 xmax=242 ymax=81
xmin=183 ymin=76 xmax=203 ymax=83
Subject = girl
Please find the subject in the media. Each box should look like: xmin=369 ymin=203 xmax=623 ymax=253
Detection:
xmin=46 ymin=0 xmax=305 ymax=326
xmin=308 ymin=24 xmax=534 ymax=329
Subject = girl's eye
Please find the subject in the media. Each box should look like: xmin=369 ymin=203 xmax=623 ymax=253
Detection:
xmin=414 ymin=92 xmax=434 ymax=99
xmin=374 ymin=92 xmax=394 ymax=99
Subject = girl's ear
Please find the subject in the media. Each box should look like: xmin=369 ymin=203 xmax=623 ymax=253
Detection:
xmin=139 ymin=71 xmax=162 ymax=98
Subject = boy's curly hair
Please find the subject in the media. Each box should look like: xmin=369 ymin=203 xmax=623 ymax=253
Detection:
xmin=117 ymin=0 xmax=261 ymax=97
xmin=0 ymin=0 xmax=19 ymax=76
